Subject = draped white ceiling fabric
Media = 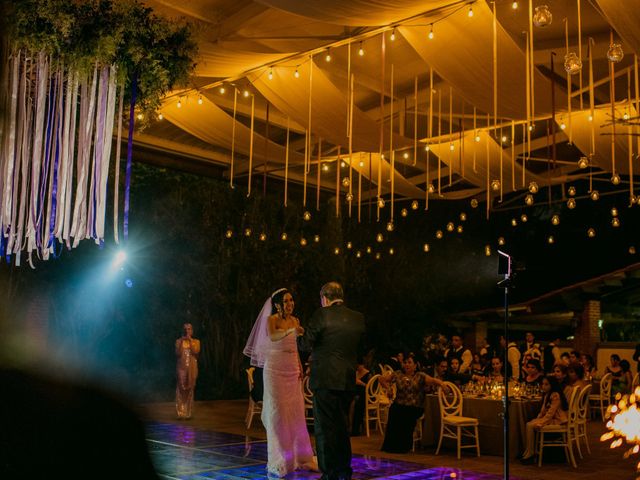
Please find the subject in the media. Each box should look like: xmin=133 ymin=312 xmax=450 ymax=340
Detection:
xmin=138 ymin=0 xmax=635 ymax=206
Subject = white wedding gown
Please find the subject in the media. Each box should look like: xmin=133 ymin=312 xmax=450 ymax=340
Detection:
xmin=262 ymin=333 xmax=317 ymax=477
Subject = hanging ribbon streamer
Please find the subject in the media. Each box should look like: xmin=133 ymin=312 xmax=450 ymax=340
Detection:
xmin=390 ymin=64 xmax=394 ymax=222
xmin=113 ymin=82 xmax=124 ymax=243
xmin=437 ymin=89 xmax=442 ymax=195
xmin=123 ymin=73 xmax=136 ymax=241
xmin=473 ymin=107 xmax=477 ymax=173
xmin=348 ymin=73 xmax=354 ymax=218
xmin=377 ymin=34 xmax=385 ymax=221
xmin=493 ymin=2 xmax=501 ymax=202
xmin=316 ymin=138 xmax=322 ymax=211
xmin=230 ymin=88 xmax=237 ymax=188
xmin=577 ymin=0 xmax=584 ymax=110
xmin=635 ymin=55 xmax=640 ymax=202
xmin=263 ymin=102 xmax=269 ymax=196
xmin=565 ymin=18 xmax=573 ymax=145
xmin=336 ymin=146 xmax=341 ymax=218
xmin=511 ymin=120 xmax=516 ymax=191
xmin=413 ymin=76 xmax=418 ymax=167
xmin=426 ymin=67 xmax=433 ymax=209
xmin=246 ymin=93 xmax=255 ymax=197
xmin=460 ymin=101 xmax=465 ymax=178
xmin=448 ymin=87 xmax=453 ymax=187
xmin=588 ymin=38 xmax=596 ymax=161
xmin=529 ymin=0 xmax=535 ymax=123
xmin=628 ymin=71 xmax=633 ymax=199
xmin=486 ymin=113 xmax=490 ymax=220
xmin=358 ymin=152 xmax=362 ymax=223
xmin=284 ymin=118 xmax=290 ymax=207
xmin=525 ymin=31 xmax=531 ymax=185
xmin=609 ymin=30 xmax=616 ymax=177
xmin=305 ymin=56 xmax=314 ymax=206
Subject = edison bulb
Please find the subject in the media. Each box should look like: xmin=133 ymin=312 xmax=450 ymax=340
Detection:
xmin=346 ymin=241 xmax=352 ymax=249
xmin=342 ymin=177 xmax=350 ymax=187
xmin=612 ymin=217 xmax=621 ymax=228
xmin=511 ymin=218 xmax=518 ymax=227
xmin=548 ymin=235 xmax=555 ymax=244
xmin=446 ymin=222 xmax=455 ymax=232
xmin=377 ymin=198 xmax=385 ymax=208
xmin=578 ymin=156 xmax=589 ymax=169
xmin=498 ymin=237 xmax=505 ymax=246
xmin=346 ymin=193 xmax=354 ymax=202
xmin=611 ymin=173 xmax=621 ymax=185
xmin=356 ymin=250 xmax=362 ymax=258
xmin=485 ymin=245 xmax=491 ymax=256
xmin=590 ymin=190 xmax=600 ymax=201
xmin=389 ymin=248 xmax=395 ymax=255
xmin=303 ymin=211 xmax=311 ymax=221
xmin=611 ymin=207 xmax=618 ymax=217
xmin=471 ymin=198 xmax=479 ymax=208
xmin=244 ymin=228 xmax=252 ymax=237
xmin=525 ymin=194 xmax=534 ymax=206
xmin=300 ymin=238 xmax=307 ymax=246
xmin=521 ymin=214 xmax=528 ymax=222
xmin=423 ymin=243 xmax=430 ymax=252
xmin=491 ymin=179 xmax=501 ymax=191
xmin=314 ymin=235 xmax=320 ymax=243
xmin=259 ymin=233 xmax=267 ymax=241
xmin=334 ymin=247 xmax=340 ymax=255
xmin=386 ymin=222 xmax=394 ymax=232
xmin=567 ymin=198 xmax=576 ymax=209
xmin=428 ymin=184 xmax=435 ymax=194
xmin=225 ymin=229 xmax=233 ymax=238
xmin=281 ymin=232 xmax=288 ymax=241
xmin=568 ymin=186 xmax=576 ymax=196
xmin=401 ymin=208 xmax=408 ymax=217
xmin=457 ymin=225 xmax=463 ymax=233
xmin=551 ymin=215 xmax=560 ymax=226
xmin=459 ymin=212 xmax=467 ymax=221
xmin=529 ymin=181 xmax=539 ymax=194
xmin=629 ymin=246 xmax=636 ymax=255
xmin=411 ymin=200 xmax=419 ymax=210
xmin=376 ymin=233 xmax=384 ymax=243
xmin=587 ymin=228 xmax=596 ymax=238
xmin=436 ymin=230 xmax=443 ymax=239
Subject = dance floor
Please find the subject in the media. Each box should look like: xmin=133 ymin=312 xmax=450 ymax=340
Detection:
xmin=146 ymin=421 xmax=516 ymax=480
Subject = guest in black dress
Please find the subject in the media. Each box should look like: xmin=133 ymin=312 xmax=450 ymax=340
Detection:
xmin=380 ymin=354 xmax=445 ymax=453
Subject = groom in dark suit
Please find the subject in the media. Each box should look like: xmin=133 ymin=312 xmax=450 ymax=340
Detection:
xmin=301 ymin=281 xmax=365 ymax=480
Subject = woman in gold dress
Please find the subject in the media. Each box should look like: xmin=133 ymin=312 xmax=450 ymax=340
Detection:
xmin=175 ymin=323 xmax=200 ymax=419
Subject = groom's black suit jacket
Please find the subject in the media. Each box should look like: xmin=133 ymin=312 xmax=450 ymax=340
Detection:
xmin=301 ymin=302 xmax=365 ymax=392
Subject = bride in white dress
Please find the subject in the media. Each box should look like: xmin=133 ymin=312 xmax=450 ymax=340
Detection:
xmin=244 ymin=288 xmax=318 ymax=477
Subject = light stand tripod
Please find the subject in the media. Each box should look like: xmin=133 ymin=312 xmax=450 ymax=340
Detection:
xmin=497 ymin=250 xmax=513 ymax=480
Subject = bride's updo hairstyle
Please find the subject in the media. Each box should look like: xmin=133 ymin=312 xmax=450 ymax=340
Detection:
xmin=271 ymin=288 xmax=291 ymax=315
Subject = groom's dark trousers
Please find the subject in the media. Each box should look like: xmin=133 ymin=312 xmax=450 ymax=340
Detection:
xmin=313 ymin=389 xmax=354 ymax=480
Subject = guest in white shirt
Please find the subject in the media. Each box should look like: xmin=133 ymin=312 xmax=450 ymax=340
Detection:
xmin=444 ymin=335 xmax=472 ymax=373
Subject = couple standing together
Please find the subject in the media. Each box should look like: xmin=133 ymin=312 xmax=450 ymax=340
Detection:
xmin=243 ymin=281 xmax=365 ymax=480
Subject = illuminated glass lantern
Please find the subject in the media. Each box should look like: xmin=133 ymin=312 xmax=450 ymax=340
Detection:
xmin=564 ymin=52 xmax=582 ymax=75
xmin=533 ymin=5 xmax=552 ymax=27
xmin=607 ymin=43 xmax=624 ymax=63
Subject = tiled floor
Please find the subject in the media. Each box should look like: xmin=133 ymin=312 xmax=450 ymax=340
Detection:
xmin=146 ymin=421 xmax=514 ymax=479
xmin=142 ymin=400 xmax=638 ymax=479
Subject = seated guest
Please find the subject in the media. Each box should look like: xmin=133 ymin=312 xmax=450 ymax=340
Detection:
xmin=560 ymin=352 xmax=571 ymax=366
xmin=485 ymin=356 xmax=507 ymax=384
xmin=569 ymin=350 xmax=581 ymax=364
xmin=380 ymin=354 xmax=446 ymax=453
xmin=580 ymin=353 xmax=597 ymax=379
xmin=444 ymin=335 xmax=473 ymax=373
xmin=566 ymin=362 xmax=588 ymax=393
xmin=389 ymin=351 xmax=405 ymax=371
xmin=552 ymin=363 xmax=572 ymax=400
xmin=520 ymin=376 xmax=569 ymax=464
xmin=523 ymin=359 xmax=544 ymax=387
xmin=351 ymin=361 xmax=371 ymax=436
xmin=433 ymin=358 xmax=449 ymax=381
xmin=470 ymin=353 xmax=486 ymax=377
xmin=445 ymin=358 xmax=472 ymax=387
xmin=613 ymin=359 xmax=633 ymax=397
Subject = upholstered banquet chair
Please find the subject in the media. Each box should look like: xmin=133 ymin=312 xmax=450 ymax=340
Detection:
xmin=245 ymin=367 xmax=262 ymax=429
xmin=435 ymin=381 xmax=480 ymax=459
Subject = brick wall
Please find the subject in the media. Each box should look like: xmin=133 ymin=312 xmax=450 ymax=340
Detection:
xmin=574 ymin=299 xmax=601 ymax=357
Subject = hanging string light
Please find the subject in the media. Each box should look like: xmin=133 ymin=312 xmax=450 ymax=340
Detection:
xmin=428 ymin=24 xmax=434 ymax=40
xmin=533 ymin=5 xmax=552 ymax=27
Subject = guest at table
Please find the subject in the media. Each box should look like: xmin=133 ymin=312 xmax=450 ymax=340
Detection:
xmin=552 ymin=364 xmax=572 ymax=400
xmin=500 ymin=335 xmax=521 ymax=381
xmin=523 ymin=359 xmax=544 ymax=387
xmin=380 ymin=354 xmax=446 ymax=453
xmin=485 ymin=356 xmax=506 ymax=384
xmin=444 ymin=335 xmax=473 ymax=373
xmin=569 ymin=350 xmax=580 ymax=364
xmin=560 ymin=352 xmax=571 ymax=366
xmin=543 ymin=337 xmax=561 ymax=373
xmin=351 ymin=360 xmax=371 ymax=436
xmin=520 ymin=376 xmax=569 ymax=464
xmin=433 ymin=358 xmax=449 ymax=381
xmin=612 ymin=359 xmax=633 ymax=397
xmin=580 ymin=354 xmax=597 ymax=380
xmin=605 ymin=354 xmax=624 ymax=396
xmin=566 ymin=362 xmax=588 ymax=393
xmin=470 ymin=353 xmax=486 ymax=377
xmin=444 ymin=357 xmax=472 ymax=387
xmin=520 ymin=332 xmax=542 ymax=362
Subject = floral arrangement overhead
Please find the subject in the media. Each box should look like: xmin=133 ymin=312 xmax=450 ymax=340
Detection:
xmin=0 ymin=0 xmax=197 ymax=266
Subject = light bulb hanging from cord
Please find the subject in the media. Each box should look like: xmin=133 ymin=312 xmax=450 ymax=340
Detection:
xmin=390 ymin=28 xmax=396 ymax=41
xmin=268 ymin=67 xmax=273 ymax=80
xmin=428 ymin=24 xmax=434 ymax=40
xmin=512 ymin=1 xmax=518 ymax=9
xmin=358 ymin=42 xmax=364 ymax=56
xmin=325 ymin=48 xmax=331 ymax=62
xmin=468 ymin=5 xmax=474 ymax=17
xmin=294 ymin=66 xmax=300 ymax=78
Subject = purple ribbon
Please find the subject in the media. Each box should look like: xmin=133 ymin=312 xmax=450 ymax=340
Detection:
xmin=37 ymin=77 xmax=57 ymax=250
xmin=123 ymin=74 xmax=137 ymax=241
xmin=47 ymin=90 xmax=61 ymax=248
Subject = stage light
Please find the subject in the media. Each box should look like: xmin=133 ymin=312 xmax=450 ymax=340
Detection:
xmin=113 ymin=251 xmax=126 ymax=268
xmin=124 ymin=278 xmax=134 ymax=288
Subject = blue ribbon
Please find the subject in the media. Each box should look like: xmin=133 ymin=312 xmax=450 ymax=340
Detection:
xmin=36 ymin=78 xmax=57 ymax=250
xmin=47 ymin=105 xmax=61 ymax=248
xmin=123 ymin=74 xmax=137 ymax=241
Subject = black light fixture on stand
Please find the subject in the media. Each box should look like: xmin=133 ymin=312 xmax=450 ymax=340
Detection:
xmin=497 ymin=250 xmax=513 ymax=479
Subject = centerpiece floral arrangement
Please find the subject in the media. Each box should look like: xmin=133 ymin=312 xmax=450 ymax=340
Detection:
xmin=0 ymin=0 xmax=197 ymax=266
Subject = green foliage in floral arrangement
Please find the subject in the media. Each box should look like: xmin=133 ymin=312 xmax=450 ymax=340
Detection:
xmin=8 ymin=0 xmax=198 ymax=116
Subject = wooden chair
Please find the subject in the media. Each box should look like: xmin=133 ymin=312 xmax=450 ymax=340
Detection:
xmin=302 ymin=375 xmax=314 ymax=425
xmin=536 ymin=387 xmax=578 ymax=468
xmin=588 ymin=373 xmax=612 ymax=420
xmin=573 ymin=384 xmax=592 ymax=458
xmin=364 ymin=374 xmax=384 ymax=436
xmin=435 ymin=381 xmax=480 ymax=459
xmin=245 ymin=367 xmax=262 ymax=429
xmin=412 ymin=414 xmax=425 ymax=452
